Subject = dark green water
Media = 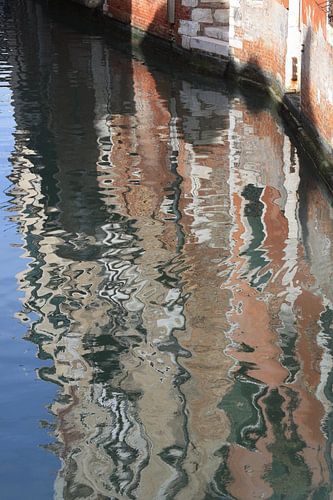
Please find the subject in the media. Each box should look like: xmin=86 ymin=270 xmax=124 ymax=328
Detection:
xmin=1 ymin=1 xmax=333 ymax=498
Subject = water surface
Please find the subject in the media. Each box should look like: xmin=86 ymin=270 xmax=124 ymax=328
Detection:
xmin=1 ymin=1 xmax=333 ymax=498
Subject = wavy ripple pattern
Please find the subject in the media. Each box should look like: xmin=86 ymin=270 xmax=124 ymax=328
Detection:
xmin=1 ymin=1 xmax=333 ymax=499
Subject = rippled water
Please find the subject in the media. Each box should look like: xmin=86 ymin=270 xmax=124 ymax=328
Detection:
xmin=1 ymin=1 xmax=333 ymax=499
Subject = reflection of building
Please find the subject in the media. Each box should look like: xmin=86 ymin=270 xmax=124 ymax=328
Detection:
xmin=219 ymin=104 xmax=333 ymax=499
xmin=171 ymin=85 xmax=234 ymax=499
xmin=8 ymin=3 xmax=188 ymax=496
xmin=6 ymin=1 xmax=333 ymax=498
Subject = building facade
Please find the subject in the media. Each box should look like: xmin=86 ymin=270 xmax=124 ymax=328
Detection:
xmin=95 ymin=0 xmax=333 ymax=159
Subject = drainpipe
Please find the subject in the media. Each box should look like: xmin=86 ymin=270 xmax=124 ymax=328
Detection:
xmin=167 ymin=0 xmax=176 ymax=24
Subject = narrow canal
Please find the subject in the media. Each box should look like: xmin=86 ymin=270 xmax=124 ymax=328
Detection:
xmin=1 ymin=1 xmax=333 ymax=499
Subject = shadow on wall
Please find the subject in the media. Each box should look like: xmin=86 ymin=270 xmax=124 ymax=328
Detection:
xmin=228 ymin=56 xmax=270 ymax=90
xmin=300 ymin=28 xmax=313 ymax=127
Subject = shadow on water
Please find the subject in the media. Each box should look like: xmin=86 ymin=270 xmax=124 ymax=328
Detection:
xmin=2 ymin=0 xmax=333 ymax=499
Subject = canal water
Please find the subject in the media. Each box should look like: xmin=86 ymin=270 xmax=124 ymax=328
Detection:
xmin=1 ymin=1 xmax=333 ymax=499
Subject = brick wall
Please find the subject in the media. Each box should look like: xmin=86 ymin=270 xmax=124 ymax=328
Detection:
xmin=104 ymin=0 xmax=229 ymax=57
xmin=301 ymin=30 xmax=333 ymax=148
xmin=104 ymin=0 xmax=190 ymax=41
xmin=229 ymin=0 xmax=289 ymax=91
xmin=301 ymin=1 xmax=333 ymax=148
